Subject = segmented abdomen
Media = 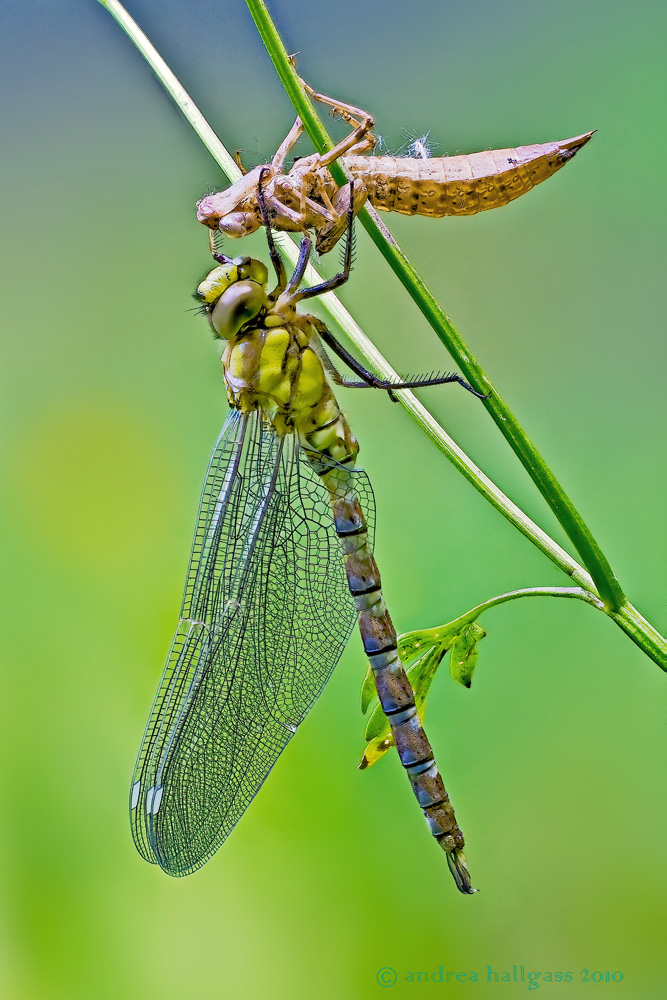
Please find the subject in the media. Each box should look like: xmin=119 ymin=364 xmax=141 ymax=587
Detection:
xmin=344 ymin=131 xmax=593 ymax=217
xmin=315 ymin=454 xmax=474 ymax=893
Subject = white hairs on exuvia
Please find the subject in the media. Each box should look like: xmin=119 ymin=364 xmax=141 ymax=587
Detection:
xmin=399 ymin=129 xmax=439 ymax=159
xmin=375 ymin=129 xmax=440 ymax=158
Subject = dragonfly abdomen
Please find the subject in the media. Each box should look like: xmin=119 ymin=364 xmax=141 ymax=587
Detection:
xmin=318 ymin=461 xmax=475 ymax=893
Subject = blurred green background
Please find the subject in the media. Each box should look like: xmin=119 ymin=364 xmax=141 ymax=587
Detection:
xmin=1 ymin=1 xmax=665 ymax=997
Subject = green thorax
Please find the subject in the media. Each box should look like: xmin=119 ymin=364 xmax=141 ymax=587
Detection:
xmin=195 ymin=256 xmax=358 ymax=465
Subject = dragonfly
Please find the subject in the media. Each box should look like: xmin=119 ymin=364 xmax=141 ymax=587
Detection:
xmin=129 ymin=175 xmax=483 ymax=893
xmin=197 ymin=80 xmax=594 ymax=253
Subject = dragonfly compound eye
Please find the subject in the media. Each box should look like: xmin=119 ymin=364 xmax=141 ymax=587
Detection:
xmin=210 ymin=280 xmax=265 ymax=339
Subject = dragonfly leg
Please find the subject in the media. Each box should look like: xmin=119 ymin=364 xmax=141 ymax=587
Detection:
xmin=315 ymin=179 xmax=369 ymax=254
xmin=233 ymin=148 xmax=248 ymax=176
xmin=279 ymin=161 xmax=337 ymax=224
xmin=263 ymin=192 xmax=310 ymax=225
xmin=377 ymin=372 xmax=488 ymax=398
xmin=271 ymin=116 xmax=304 ymax=173
xmin=257 ymin=167 xmax=287 ymax=291
xmin=301 ymin=191 xmax=336 ymax=222
xmin=298 ymin=77 xmax=376 ymax=163
xmin=257 ymin=172 xmax=320 ymax=299
xmin=293 ymin=167 xmax=339 ymax=231
xmin=345 ymin=134 xmax=376 ymax=155
xmin=290 ymin=185 xmax=355 ymax=304
xmin=310 ymin=174 xmax=338 ymax=219
xmin=208 ymin=228 xmax=229 ymax=263
xmin=310 ymin=316 xmax=487 ymax=401
xmin=310 ymin=315 xmax=408 ymax=402
xmin=261 ymin=170 xmax=336 ymax=237
xmin=285 ymin=236 xmax=314 ymax=296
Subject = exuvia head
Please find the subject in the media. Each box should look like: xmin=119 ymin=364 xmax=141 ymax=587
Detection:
xmin=194 ymin=256 xmax=269 ymax=340
xmin=196 ymin=199 xmax=260 ymax=238
xmin=217 ymin=211 xmax=261 ymax=238
xmin=196 ymin=166 xmax=266 ymax=237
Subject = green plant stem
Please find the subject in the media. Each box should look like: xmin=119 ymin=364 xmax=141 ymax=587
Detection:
xmin=243 ymin=0 xmax=625 ymax=614
xmin=99 ymin=0 xmax=241 ymax=181
xmin=425 ymin=586 xmax=606 ymax=638
xmin=98 ymin=0 xmax=666 ymax=670
xmin=422 ymin=591 xmax=667 ymax=673
xmin=611 ymin=602 xmax=667 ymax=669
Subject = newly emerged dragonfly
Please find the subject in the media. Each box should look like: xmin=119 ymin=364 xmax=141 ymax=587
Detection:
xmin=197 ymin=81 xmax=594 ymax=253
xmin=129 ymin=180 xmax=482 ymax=893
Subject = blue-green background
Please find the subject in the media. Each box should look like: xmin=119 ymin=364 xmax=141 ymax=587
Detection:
xmin=1 ymin=1 xmax=665 ymax=997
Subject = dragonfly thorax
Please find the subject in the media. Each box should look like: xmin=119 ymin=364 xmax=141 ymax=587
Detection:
xmin=220 ymin=312 xmax=357 ymax=465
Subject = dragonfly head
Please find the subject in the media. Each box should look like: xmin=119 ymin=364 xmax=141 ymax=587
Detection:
xmin=195 ymin=256 xmax=269 ymax=340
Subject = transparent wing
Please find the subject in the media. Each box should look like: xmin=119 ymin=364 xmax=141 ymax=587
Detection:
xmin=129 ymin=409 xmax=374 ymax=876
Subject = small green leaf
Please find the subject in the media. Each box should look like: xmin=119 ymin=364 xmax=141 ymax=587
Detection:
xmin=408 ymin=644 xmax=448 ymax=712
xmin=360 ymin=664 xmax=377 ymax=715
xmin=450 ymin=622 xmax=486 ymax=687
xmin=397 ymin=622 xmax=460 ymax=664
xmin=360 ymin=701 xmax=393 ymax=767
xmin=364 ymin=700 xmax=390 ymax=743
xmin=359 ymin=733 xmax=395 ymax=769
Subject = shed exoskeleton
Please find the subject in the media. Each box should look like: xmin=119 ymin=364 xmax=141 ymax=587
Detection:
xmin=197 ymin=80 xmax=594 ymax=253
